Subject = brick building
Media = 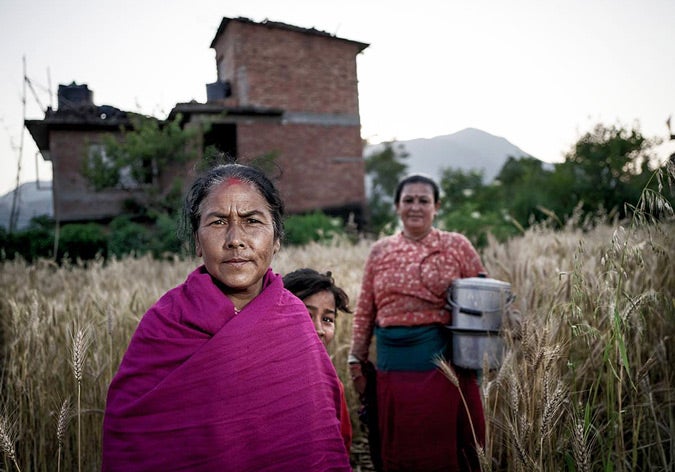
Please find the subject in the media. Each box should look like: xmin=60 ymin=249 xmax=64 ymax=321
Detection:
xmin=25 ymin=83 xmax=140 ymax=222
xmin=25 ymin=16 xmax=369 ymax=225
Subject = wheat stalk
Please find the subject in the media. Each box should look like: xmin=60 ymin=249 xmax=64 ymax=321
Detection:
xmin=508 ymin=376 xmax=520 ymax=415
xmin=435 ymin=356 xmax=459 ymax=387
xmin=540 ymin=365 xmax=566 ymax=437
xmin=507 ymin=420 xmax=531 ymax=472
xmin=56 ymin=397 xmax=71 ymax=472
xmin=571 ymin=420 xmax=590 ymax=472
xmin=0 ymin=414 xmax=21 ymax=472
xmin=541 ymin=383 xmax=566 ymax=438
xmin=70 ymin=325 xmax=91 ymax=472
xmin=434 ymin=357 xmax=486 ymax=469
xmin=476 ymin=445 xmax=491 ymax=471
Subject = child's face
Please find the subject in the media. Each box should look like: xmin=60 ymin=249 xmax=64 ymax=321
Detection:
xmin=302 ymin=290 xmax=337 ymax=347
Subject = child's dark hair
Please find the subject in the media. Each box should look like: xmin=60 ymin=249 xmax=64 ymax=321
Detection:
xmin=283 ymin=268 xmax=352 ymax=314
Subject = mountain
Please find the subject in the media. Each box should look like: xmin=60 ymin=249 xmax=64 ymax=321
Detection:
xmin=0 ymin=181 xmax=53 ymax=230
xmin=365 ymin=127 xmax=534 ymax=184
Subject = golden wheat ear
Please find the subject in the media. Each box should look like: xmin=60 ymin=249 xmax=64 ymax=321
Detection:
xmin=55 ymin=397 xmax=72 ymax=472
xmin=0 ymin=413 xmax=21 ymax=472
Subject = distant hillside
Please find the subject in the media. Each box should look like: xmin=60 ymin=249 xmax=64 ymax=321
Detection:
xmin=365 ymin=127 xmax=535 ymax=183
xmin=0 ymin=181 xmax=53 ymax=230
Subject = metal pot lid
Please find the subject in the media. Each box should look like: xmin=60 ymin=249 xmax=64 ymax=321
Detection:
xmin=452 ymin=277 xmax=511 ymax=290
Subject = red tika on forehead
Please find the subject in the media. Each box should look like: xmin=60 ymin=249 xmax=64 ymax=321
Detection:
xmin=225 ymin=177 xmax=245 ymax=186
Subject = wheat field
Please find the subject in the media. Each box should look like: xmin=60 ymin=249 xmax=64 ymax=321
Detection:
xmin=0 ymin=219 xmax=673 ymax=471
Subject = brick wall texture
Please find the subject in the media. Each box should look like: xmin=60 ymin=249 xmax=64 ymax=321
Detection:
xmin=213 ymin=21 xmax=363 ymax=115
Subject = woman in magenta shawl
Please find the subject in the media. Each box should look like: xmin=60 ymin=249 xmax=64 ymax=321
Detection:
xmin=102 ymin=163 xmax=351 ymax=471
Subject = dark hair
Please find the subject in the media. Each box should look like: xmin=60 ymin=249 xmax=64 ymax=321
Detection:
xmin=394 ymin=173 xmax=440 ymax=204
xmin=179 ymin=163 xmax=285 ymax=251
xmin=283 ymin=268 xmax=352 ymax=315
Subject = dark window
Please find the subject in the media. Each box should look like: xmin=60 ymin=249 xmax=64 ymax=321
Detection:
xmin=204 ymin=123 xmax=237 ymax=159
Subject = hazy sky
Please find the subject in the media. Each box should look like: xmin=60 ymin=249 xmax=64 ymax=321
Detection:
xmin=1 ymin=0 xmax=674 ymax=195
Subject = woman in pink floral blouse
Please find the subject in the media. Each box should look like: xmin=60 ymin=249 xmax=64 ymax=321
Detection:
xmin=349 ymin=174 xmax=486 ymax=472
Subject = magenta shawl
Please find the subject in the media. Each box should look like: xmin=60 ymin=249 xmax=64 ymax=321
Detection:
xmin=102 ymin=266 xmax=350 ymax=471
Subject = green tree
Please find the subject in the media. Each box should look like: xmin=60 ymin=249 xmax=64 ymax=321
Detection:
xmin=79 ymin=113 xmax=203 ymax=259
xmin=439 ymin=167 xmax=484 ymax=212
xmin=365 ymin=141 xmax=409 ymax=234
xmin=554 ymin=122 xmax=660 ymax=220
xmin=82 ymin=113 xmax=199 ymax=215
xmin=493 ymin=156 xmax=556 ymax=226
xmin=438 ymin=167 xmax=519 ymax=246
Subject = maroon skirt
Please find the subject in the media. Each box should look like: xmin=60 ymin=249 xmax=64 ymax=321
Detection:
xmin=374 ymin=324 xmax=485 ymax=472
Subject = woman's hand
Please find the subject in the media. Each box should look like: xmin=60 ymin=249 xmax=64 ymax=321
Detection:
xmin=349 ymin=362 xmax=367 ymax=396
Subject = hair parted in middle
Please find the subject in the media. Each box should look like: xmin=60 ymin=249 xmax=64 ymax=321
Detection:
xmin=283 ymin=268 xmax=352 ymax=315
xmin=178 ymin=162 xmax=285 ymax=253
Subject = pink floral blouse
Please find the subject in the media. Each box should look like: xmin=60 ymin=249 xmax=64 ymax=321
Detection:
xmin=350 ymin=228 xmax=486 ymax=362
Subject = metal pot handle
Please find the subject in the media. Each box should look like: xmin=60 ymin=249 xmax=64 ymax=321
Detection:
xmin=445 ymin=294 xmax=516 ymax=317
xmin=445 ymin=300 xmax=483 ymax=316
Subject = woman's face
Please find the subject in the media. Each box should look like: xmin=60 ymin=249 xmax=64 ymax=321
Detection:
xmin=195 ymin=179 xmax=280 ymax=308
xmin=395 ymin=182 xmax=440 ymax=239
xmin=302 ymin=290 xmax=336 ymax=347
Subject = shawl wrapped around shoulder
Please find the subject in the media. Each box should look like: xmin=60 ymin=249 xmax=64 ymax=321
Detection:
xmin=102 ymin=266 xmax=350 ymax=471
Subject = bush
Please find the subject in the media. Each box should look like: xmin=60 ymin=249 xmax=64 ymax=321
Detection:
xmin=439 ymin=202 xmax=520 ymax=248
xmin=1 ymin=213 xmax=183 ymax=262
xmin=58 ymin=223 xmax=108 ymax=260
xmin=108 ymin=213 xmax=182 ymax=259
xmin=284 ymin=211 xmax=345 ymax=246
xmin=146 ymin=212 xmax=183 ymax=257
xmin=108 ymin=216 xmax=151 ymax=258
xmin=0 ymin=217 xmax=55 ymax=261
